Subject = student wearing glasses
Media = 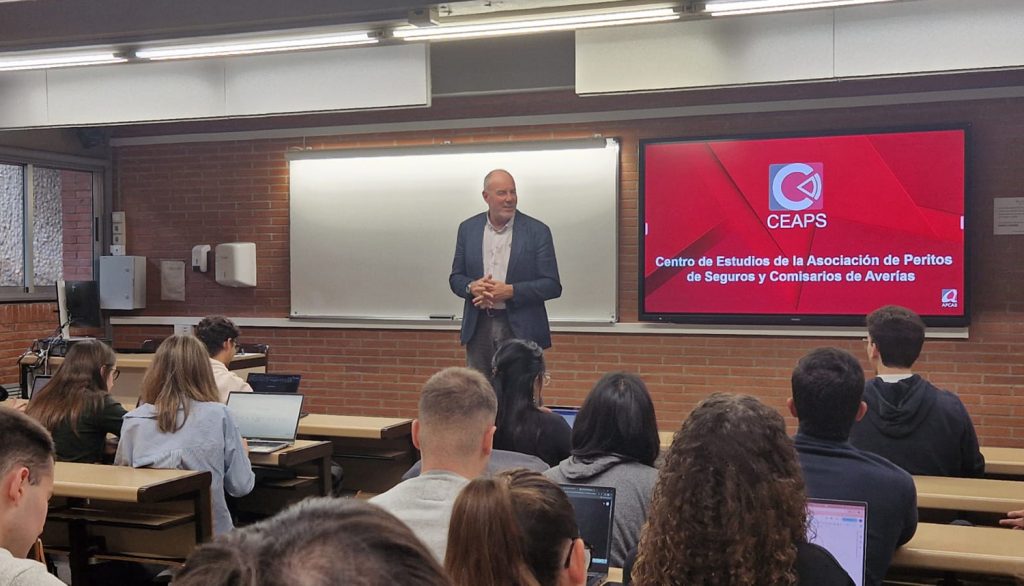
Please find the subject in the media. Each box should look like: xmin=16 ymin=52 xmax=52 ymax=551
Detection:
xmin=445 ymin=469 xmax=589 ymax=586
xmin=26 ymin=339 xmax=127 ymax=463
xmin=195 ymin=315 xmax=253 ymax=403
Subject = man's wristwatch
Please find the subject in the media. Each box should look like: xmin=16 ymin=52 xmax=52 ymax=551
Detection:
xmin=465 ymin=283 xmax=472 ymax=295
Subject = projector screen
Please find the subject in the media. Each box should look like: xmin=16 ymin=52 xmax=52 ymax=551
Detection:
xmin=639 ymin=127 xmax=968 ymax=326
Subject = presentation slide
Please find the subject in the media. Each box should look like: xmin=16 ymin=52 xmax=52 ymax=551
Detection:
xmin=640 ymin=128 xmax=966 ymax=325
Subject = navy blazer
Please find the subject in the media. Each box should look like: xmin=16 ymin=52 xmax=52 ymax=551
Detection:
xmin=449 ymin=211 xmax=562 ymax=348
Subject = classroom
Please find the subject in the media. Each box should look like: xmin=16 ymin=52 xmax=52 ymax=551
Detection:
xmin=1 ymin=0 xmax=1024 ymax=584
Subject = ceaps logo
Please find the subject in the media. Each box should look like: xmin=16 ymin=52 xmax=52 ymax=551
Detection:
xmin=769 ymin=163 xmax=823 ymax=211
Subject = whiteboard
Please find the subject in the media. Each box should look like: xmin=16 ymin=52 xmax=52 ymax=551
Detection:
xmin=289 ymin=139 xmax=618 ymax=323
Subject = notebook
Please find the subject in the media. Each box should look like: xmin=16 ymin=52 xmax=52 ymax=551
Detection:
xmin=806 ymin=498 xmax=868 ymax=586
xmin=246 ymin=373 xmax=302 ymax=394
xmin=226 ymin=392 xmax=305 ymax=454
xmin=548 ymin=405 xmax=580 ymax=429
xmin=560 ymin=484 xmax=616 ymax=586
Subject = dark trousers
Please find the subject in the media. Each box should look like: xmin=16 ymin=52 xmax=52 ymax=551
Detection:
xmin=466 ymin=310 xmax=513 ymax=382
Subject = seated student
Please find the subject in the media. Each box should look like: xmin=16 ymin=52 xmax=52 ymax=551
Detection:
xmin=0 ymin=409 xmax=63 ymax=586
xmin=490 ymin=339 xmax=571 ymax=466
xmin=628 ymin=393 xmax=852 ymax=586
xmin=114 ymin=334 xmax=255 ymax=536
xmin=195 ymin=315 xmax=253 ymax=403
xmin=849 ymin=305 xmax=984 ymax=477
xmin=173 ymin=497 xmax=451 ymax=586
xmin=26 ymin=339 xmax=127 ymax=463
xmin=790 ymin=347 xmax=917 ymax=586
xmin=544 ymin=372 xmax=659 ymax=568
xmin=445 ymin=469 xmax=588 ymax=586
xmin=371 ymin=367 xmax=497 ymax=562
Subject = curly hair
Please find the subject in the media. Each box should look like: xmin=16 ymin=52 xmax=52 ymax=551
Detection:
xmin=631 ymin=393 xmax=807 ymax=586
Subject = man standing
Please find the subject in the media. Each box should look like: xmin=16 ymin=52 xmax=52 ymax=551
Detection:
xmin=0 ymin=409 xmax=63 ymax=585
xmin=849 ymin=305 xmax=985 ymax=478
xmin=789 ymin=348 xmax=917 ymax=586
xmin=449 ymin=169 xmax=562 ymax=375
xmin=195 ymin=315 xmax=253 ymax=403
xmin=371 ymin=367 xmax=496 ymax=562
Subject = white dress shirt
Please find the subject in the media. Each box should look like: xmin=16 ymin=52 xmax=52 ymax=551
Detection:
xmin=209 ymin=358 xmax=253 ymax=403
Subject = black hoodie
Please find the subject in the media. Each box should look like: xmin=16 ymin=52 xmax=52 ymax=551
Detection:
xmin=849 ymin=375 xmax=985 ymax=477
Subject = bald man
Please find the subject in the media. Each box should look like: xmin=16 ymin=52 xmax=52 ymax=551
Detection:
xmin=449 ymin=169 xmax=562 ymax=375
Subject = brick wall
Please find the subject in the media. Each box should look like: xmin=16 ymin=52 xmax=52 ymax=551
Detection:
xmin=100 ymin=95 xmax=1024 ymax=446
xmin=60 ymin=169 xmax=94 ymax=281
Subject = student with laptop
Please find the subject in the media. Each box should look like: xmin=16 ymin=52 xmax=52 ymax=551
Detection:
xmin=849 ymin=305 xmax=985 ymax=478
xmin=544 ymin=372 xmax=659 ymax=568
xmin=195 ymin=315 xmax=253 ymax=403
xmin=629 ymin=393 xmax=852 ymax=586
xmin=115 ymin=335 xmax=255 ymax=535
xmin=789 ymin=348 xmax=917 ymax=586
xmin=445 ymin=469 xmax=589 ymax=586
xmin=26 ymin=339 xmax=127 ymax=463
xmin=226 ymin=392 xmax=304 ymax=454
xmin=370 ymin=367 xmax=497 ymax=562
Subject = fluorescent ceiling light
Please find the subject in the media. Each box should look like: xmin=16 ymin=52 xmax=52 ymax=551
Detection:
xmin=705 ymin=0 xmax=897 ymax=16
xmin=393 ymin=8 xmax=680 ymax=41
xmin=135 ymin=31 xmax=378 ymax=60
xmin=0 ymin=52 xmax=127 ymax=72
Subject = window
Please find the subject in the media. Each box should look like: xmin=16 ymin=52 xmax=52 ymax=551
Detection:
xmin=0 ymin=152 xmax=106 ymax=301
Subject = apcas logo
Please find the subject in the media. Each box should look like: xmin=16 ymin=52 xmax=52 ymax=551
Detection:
xmin=941 ymin=288 xmax=959 ymax=308
xmin=770 ymin=163 xmax=823 ymax=211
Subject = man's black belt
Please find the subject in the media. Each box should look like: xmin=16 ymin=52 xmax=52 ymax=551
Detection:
xmin=484 ymin=308 xmax=507 ymax=317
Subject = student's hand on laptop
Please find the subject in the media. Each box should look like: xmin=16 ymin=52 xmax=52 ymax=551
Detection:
xmin=1000 ymin=510 xmax=1024 ymax=529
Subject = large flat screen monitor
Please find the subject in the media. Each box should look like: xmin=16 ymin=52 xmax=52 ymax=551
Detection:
xmin=639 ymin=127 xmax=968 ymax=326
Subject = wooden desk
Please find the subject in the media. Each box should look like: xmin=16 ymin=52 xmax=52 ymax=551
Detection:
xmin=49 ymin=463 xmax=212 ymax=586
xmin=248 ymin=439 xmax=333 ymax=498
xmin=982 ymin=446 xmax=1024 ymax=477
xmin=914 ymin=475 xmax=1024 ymax=514
xmin=659 ymin=431 xmax=674 ymax=450
xmin=891 ymin=522 xmax=1024 ymax=577
xmin=297 ymin=414 xmax=415 ymax=493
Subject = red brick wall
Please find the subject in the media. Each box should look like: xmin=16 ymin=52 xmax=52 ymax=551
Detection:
xmin=0 ymin=303 xmax=57 ymax=386
xmin=108 ymin=96 xmax=1024 ymax=445
xmin=60 ymin=169 xmax=94 ymax=281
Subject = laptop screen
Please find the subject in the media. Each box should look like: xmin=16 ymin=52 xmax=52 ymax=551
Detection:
xmin=560 ymin=484 xmax=616 ymax=574
xmin=246 ymin=373 xmax=302 ymax=394
xmin=31 ymin=375 xmax=52 ymax=398
xmin=548 ymin=406 xmax=579 ymax=429
xmin=227 ymin=392 xmax=304 ymax=441
xmin=807 ymin=498 xmax=867 ymax=586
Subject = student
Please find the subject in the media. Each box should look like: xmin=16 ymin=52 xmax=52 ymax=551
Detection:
xmin=173 ymin=498 xmax=451 ymax=586
xmin=0 ymin=409 xmax=63 ymax=586
xmin=114 ymin=334 xmax=255 ymax=535
xmin=194 ymin=315 xmax=253 ymax=403
xmin=790 ymin=347 xmax=917 ymax=586
xmin=544 ymin=372 xmax=659 ymax=568
xmin=26 ymin=339 xmax=127 ymax=463
xmin=628 ymin=393 xmax=852 ymax=586
xmin=849 ymin=305 xmax=985 ymax=477
xmin=490 ymin=339 xmax=570 ymax=466
xmin=371 ymin=367 xmax=496 ymax=562
xmin=445 ymin=469 xmax=588 ymax=586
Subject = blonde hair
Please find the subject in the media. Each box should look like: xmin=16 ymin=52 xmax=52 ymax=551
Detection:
xmin=140 ymin=334 xmax=221 ymax=433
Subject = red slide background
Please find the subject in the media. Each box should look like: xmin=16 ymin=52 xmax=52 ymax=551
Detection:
xmin=642 ymin=130 xmax=966 ymax=318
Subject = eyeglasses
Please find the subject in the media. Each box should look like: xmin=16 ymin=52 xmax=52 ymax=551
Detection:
xmin=563 ymin=538 xmax=592 ymax=571
xmin=542 ymin=371 xmax=552 ymax=386
xmin=108 ymin=367 xmax=120 ymax=381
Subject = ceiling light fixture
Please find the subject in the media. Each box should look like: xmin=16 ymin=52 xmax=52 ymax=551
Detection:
xmin=704 ymin=0 xmax=898 ymax=16
xmin=134 ymin=31 xmax=379 ymax=61
xmin=0 ymin=52 xmax=127 ymax=72
xmin=392 ymin=8 xmax=680 ymax=41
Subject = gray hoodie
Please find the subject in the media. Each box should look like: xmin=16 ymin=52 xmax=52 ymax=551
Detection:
xmin=544 ymin=454 xmax=657 ymax=568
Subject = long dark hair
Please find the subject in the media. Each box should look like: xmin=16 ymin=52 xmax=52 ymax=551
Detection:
xmin=446 ymin=469 xmax=578 ymax=586
xmin=571 ymin=372 xmax=659 ymax=466
xmin=27 ymin=339 xmax=116 ymax=435
xmin=631 ymin=393 xmax=807 ymax=586
xmin=491 ymin=339 xmax=547 ymax=452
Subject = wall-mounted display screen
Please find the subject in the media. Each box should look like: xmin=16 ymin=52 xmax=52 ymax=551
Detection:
xmin=640 ymin=128 xmax=968 ymax=326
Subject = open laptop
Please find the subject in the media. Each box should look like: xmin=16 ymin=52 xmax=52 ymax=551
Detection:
xmin=226 ymin=392 xmax=305 ymax=454
xmin=548 ymin=405 xmax=580 ymax=429
xmin=560 ymin=484 xmax=616 ymax=586
xmin=30 ymin=375 xmax=52 ymax=399
xmin=807 ymin=498 xmax=868 ymax=586
xmin=246 ymin=373 xmax=302 ymax=394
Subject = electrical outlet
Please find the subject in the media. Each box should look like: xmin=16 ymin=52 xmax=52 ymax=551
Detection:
xmin=174 ymin=323 xmax=193 ymax=336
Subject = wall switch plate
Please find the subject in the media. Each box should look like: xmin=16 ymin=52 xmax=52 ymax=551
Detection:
xmin=174 ymin=323 xmax=193 ymax=336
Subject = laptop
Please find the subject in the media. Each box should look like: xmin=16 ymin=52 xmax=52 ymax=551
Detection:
xmin=806 ymin=498 xmax=868 ymax=586
xmin=226 ymin=392 xmax=305 ymax=454
xmin=30 ymin=375 xmax=52 ymax=399
xmin=246 ymin=373 xmax=302 ymax=394
xmin=560 ymin=485 xmax=616 ymax=586
xmin=548 ymin=405 xmax=580 ymax=429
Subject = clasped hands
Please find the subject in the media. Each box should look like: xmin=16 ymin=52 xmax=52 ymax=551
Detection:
xmin=470 ymin=274 xmax=514 ymax=308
